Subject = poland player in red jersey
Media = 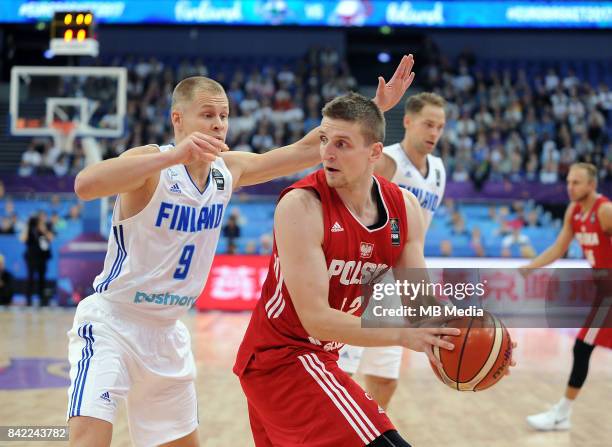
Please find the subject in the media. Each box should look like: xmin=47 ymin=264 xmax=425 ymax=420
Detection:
xmin=234 ymin=93 xmax=462 ymax=447
xmin=524 ymin=163 xmax=612 ymax=431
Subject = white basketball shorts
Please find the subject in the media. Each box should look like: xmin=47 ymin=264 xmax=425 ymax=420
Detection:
xmin=66 ymin=294 xmax=197 ymax=447
xmin=338 ymin=345 xmax=403 ymax=379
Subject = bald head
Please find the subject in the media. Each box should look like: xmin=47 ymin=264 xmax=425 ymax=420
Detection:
xmin=171 ymin=76 xmax=226 ymax=111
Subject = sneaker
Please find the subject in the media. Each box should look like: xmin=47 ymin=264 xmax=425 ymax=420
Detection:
xmin=526 ymin=403 xmax=571 ymax=431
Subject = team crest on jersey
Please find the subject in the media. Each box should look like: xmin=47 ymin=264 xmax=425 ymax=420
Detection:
xmin=435 ymin=169 xmax=441 ymax=187
xmin=212 ymin=168 xmax=225 ymax=190
xmin=590 ymin=213 xmax=596 ymax=224
xmin=360 ymin=242 xmax=374 ymax=259
xmin=167 ymin=167 xmax=179 ymax=180
xmin=390 ymin=218 xmax=401 ymax=246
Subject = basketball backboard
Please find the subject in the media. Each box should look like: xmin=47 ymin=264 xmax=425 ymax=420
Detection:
xmin=10 ymin=66 xmax=127 ymax=150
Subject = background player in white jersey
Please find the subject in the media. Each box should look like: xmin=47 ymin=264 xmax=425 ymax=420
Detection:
xmin=67 ymin=57 xmax=416 ymax=447
xmin=338 ymin=92 xmax=447 ymax=409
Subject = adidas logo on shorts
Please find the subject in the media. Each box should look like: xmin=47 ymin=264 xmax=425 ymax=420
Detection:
xmin=331 ymin=222 xmax=344 ymax=233
xmin=100 ymin=392 xmax=111 ymax=403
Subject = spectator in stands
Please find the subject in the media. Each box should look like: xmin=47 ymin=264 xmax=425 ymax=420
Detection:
xmin=245 ymin=240 xmax=257 ymax=255
xmin=0 ymin=216 xmax=15 ymax=234
xmin=42 ymin=139 xmax=62 ymax=173
xmin=487 ymin=205 xmax=497 ymax=220
xmin=440 ymin=239 xmax=453 ymax=257
xmin=0 ymin=180 xmax=5 ymax=199
xmin=223 ymin=214 xmax=241 ymax=246
xmin=545 ymin=68 xmax=560 ymax=92
xmin=501 ymin=222 xmax=533 ymax=258
xmin=451 ymin=214 xmax=470 ymax=238
xmin=233 ymin=133 xmax=253 ymax=152
xmin=470 ymin=227 xmax=486 ymax=257
xmin=452 ymin=161 xmax=470 ymax=182
xmin=49 ymin=194 xmax=62 ymax=213
xmin=50 ymin=212 xmax=67 ymax=233
xmin=53 ymin=153 xmax=71 ymax=177
xmin=70 ymin=142 xmax=86 ymax=175
xmin=227 ymin=241 xmax=237 ymax=255
xmin=3 ymin=199 xmax=19 ymax=231
xmin=65 ymin=204 xmax=82 ymax=223
xmin=450 ymin=211 xmax=469 ymax=237
xmin=259 ymin=233 xmax=273 ymax=255
xmin=525 ymin=210 xmax=542 ymax=228
xmin=540 ymin=160 xmax=559 ymax=184
xmin=21 ymin=214 xmax=54 ymax=306
xmin=251 ymin=122 xmax=275 ymax=153
xmin=525 ymin=153 xmax=539 ymax=181
xmin=19 ymin=142 xmax=43 ymax=176
xmin=38 ymin=210 xmax=55 ymax=234
xmin=0 ymin=253 xmax=14 ymax=306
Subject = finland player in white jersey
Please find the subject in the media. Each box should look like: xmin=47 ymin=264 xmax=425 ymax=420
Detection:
xmin=338 ymin=92 xmax=447 ymax=410
xmin=67 ymin=57 xmax=416 ymax=447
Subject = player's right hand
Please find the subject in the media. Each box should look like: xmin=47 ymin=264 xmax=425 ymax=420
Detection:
xmin=400 ymin=327 xmax=461 ymax=368
xmin=173 ymin=132 xmax=229 ymax=165
xmin=519 ymin=265 xmax=533 ymax=278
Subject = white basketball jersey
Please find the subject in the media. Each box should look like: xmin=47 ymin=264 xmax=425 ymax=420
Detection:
xmin=93 ymin=144 xmax=233 ymax=321
xmin=383 ymin=143 xmax=446 ymax=229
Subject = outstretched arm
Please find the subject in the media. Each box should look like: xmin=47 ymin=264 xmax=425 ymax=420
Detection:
xmin=522 ymin=203 xmax=576 ymax=269
xmin=74 ymin=132 xmax=227 ymax=200
xmin=225 ymin=55 xmax=416 ymax=188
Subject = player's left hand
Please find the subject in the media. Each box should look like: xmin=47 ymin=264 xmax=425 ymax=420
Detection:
xmin=505 ymin=341 xmax=518 ymax=375
xmin=373 ymin=54 xmax=416 ymax=112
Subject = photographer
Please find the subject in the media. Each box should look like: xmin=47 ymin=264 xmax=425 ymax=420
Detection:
xmin=20 ymin=214 xmax=54 ymax=307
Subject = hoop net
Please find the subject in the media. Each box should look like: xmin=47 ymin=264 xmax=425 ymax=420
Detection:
xmin=51 ymin=120 xmax=78 ymax=152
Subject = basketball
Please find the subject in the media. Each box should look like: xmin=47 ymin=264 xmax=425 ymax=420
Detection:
xmin=430 ymin=312 xmax=513 ymax=391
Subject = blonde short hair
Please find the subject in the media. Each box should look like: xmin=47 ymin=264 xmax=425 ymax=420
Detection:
xmin=570 ymin=162 xmax=598 ymax=183
xmin=171 ymin=76 xmax=226 ymax=110
xmin=404 ymin=92 xmax=446 ymax=115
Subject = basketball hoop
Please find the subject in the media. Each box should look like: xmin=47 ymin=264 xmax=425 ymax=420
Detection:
xmin=51 ymin=120 xmax=78 ymax=153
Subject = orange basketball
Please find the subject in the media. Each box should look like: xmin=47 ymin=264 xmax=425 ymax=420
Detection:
xmin=430 ymin=312 xmax=512 ymax=391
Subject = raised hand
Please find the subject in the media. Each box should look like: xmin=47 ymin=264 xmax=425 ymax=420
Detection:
xmin=373 ymin=54 xmax=416 ymax=112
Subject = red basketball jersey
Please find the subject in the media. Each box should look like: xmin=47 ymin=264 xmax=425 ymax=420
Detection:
xmin=234 ymin=169 xmax=408 ymax=376
xmin=571 ymin=195 xmax=612 ymax=268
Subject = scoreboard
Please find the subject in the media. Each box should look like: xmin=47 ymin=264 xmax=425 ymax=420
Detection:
xmin=49 ymin=11 xmax=98 ymax=57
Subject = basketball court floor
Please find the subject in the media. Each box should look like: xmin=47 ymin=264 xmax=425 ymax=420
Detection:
xmin=1 ymin=307 xmax=610 ymax=447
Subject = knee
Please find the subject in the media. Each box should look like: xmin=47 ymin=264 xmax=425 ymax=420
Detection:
xmin=68 ymin=417 xmax=112 ymax=447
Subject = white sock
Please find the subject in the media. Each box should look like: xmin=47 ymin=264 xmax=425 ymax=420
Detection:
xmin=557 ymin=397 xmax=574 ymax=415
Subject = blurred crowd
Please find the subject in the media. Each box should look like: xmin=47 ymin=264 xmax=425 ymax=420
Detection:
xmin=420 ymin=43 xmax=611 ymax=184
xmin=17 ymin=46 xmax=611 ymax=186
xmin=9 ymin=46 xmax=610 ymax=262
xmin=102 ymin=47 xmax=355 ymax=163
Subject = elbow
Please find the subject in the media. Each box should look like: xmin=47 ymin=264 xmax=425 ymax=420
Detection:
xmin=300 ymin=312 xmax=329 ymax=341
xmin=74 ymin=172 xmax=96 ymax=201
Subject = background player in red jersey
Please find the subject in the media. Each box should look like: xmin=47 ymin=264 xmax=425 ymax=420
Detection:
xmin=233 ymin=92 xmax=464 ymax=447
xmin=523 ymin=162 xmax=612 ymax=431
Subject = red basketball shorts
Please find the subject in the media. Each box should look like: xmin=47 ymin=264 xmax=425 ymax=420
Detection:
xmin=239 ymin=349 xmax=396 ymax=447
